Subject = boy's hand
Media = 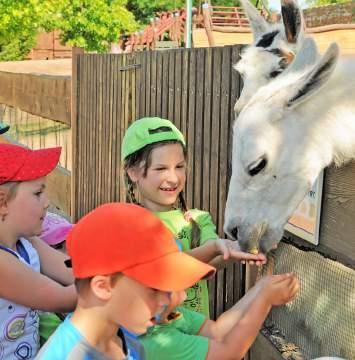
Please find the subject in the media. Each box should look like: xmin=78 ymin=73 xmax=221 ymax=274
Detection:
xmin=156 ymin=291 xmax=186 ymax=324
xmin=214 ymin=239 xmax=267 ymax=266
xmin=257 ymin=273 xmax=300 ymax=306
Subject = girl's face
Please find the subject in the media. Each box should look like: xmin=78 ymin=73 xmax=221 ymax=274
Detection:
xmin=110 ymin=276 xmax=170 ymax=334
xmin=129 ymin=143 xmax=186 ymax=212
xmin=6 ymin=177 xmax=49 ymax=238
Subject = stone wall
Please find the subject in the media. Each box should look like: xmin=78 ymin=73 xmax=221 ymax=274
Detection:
xmin=304 ymin=2 xmax=355 ymax=27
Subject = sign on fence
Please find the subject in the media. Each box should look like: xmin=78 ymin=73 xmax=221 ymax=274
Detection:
xmin=285 ymin=171 xmax=324 ymax=245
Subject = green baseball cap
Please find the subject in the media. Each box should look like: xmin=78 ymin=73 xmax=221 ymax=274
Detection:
xmin=121 ymin=117 xmax=186 ymax=160
xmin=0 ymin=123 xmax=10 ymax=135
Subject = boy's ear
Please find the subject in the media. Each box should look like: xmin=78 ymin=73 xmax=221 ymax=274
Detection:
xmin=90 ymin=275 xmax=112 ymax=301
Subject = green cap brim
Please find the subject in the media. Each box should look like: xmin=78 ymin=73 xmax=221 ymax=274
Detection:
xmin=122 ymin=117 xmax=185 ymax=160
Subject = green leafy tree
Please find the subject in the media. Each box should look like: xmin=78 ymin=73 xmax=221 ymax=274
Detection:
xmin=0 ymin=0 xmax=45 ymax=60
xmin=54 ymin=0 xmax=138 ymax=52
xmin=0 ymin=0 xmax=138 ymax=60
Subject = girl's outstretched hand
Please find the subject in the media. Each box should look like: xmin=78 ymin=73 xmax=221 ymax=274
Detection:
xmin=215 ymin=239 xmax=267 ymax=266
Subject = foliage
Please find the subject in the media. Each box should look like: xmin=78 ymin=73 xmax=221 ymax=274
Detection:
xmin=55 ymin=0 xmax=138 ymax=52
xmin=0 ymin=0 xmax=43 ymax=60
xmin=0 ymin=0 xmax=138 ymax=60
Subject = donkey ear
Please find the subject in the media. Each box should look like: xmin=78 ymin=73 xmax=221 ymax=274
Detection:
xmin=281 ymin=0 xmax=304 ymax=44
xmin=287 ymin=43 xmax=339 ymax=108
xmin=240 ymin=0 xmax=269 ymax=40
xmin=283 ymin=37 xmax=320 ymax=74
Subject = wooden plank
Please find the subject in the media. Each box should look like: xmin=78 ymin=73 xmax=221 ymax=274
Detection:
xmin=71 ymin=47 xmax=84 ymax=220
xmin=180 ymin=50 xmax=189 ymax=138
xmin=319 ymin=163 xmax=355 ymax=263
xmin=161 ymin=51 xmax=170 ymax=119
xmin=186 ymin=49 xmax=196 ymax=208
xmin=139 ymin=52 xmax=147 ymax=118
xmin=203 ymin=46 xmax=215 ymax=319
xmin=0 ymin=71 xmax=71 ymax=125
xmin=156 ymin=51 xmax=163 ymax=117
xmin=109 ymin=55 xmax=118 ymax=201
xmin=219 ymin=46 xmax=231 ymax=234
xmin=202 ymin=47 xmax=212 ymax=213
xmin=167 ymin=50 xmax=175 ymax=121
xmin=194 ymin=48 xmax=205 ymax=211
xmin=116 ymin=54 xmax=124 ymax=202
xmin=145 ymin=51 xmax=152 ymax=116
xmin=173 ymin=50 xmax=183 ymax=130
xmin=119 ymin=54 xmax=127 ymax=202
xmin=131 ymin=52 xmax=137 ymax=122
xmin=210 ymin=47 xmax=223 ymax=317
xmin=102 ymin=55 xmax=111 ymax=203
xmin=78 ymin=55 xmax=87 ymax=218
xmin=150 ymin=51 xmax=157 ymax=116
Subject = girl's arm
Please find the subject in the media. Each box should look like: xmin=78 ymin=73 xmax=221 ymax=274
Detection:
xmin=187 ymin=240 xmax=219 ymax=263
xmin=31 ymin=236 xmax=74 ymax=285
xmin=0 ymin=250 xmax=77 ymax=313
xmin=187 ymin=239 xmax=266 ymax=269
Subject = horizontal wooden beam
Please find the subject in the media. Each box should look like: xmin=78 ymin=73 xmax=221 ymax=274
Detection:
xmin=0 ymin=71 xmax=71 ymax=126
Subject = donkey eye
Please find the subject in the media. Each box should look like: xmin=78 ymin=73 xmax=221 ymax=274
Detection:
xmin=269 ymin=70 xmax=282 ymax=78
xmin=248 ymin=157 xmax=267 ymax=176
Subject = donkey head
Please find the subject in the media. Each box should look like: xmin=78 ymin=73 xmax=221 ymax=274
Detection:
xmin=235 ymin=0 xmax=305 ymax=116
xmin=224 ymin=39 xmax=339 ymax=253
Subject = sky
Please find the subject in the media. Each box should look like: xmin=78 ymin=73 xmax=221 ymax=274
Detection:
xmin=267 ymin=0 xmax=309 ymax=11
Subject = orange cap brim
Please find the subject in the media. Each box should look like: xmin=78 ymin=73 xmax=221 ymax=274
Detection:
xmin=123 ymin=250 xmax=216 ymax=292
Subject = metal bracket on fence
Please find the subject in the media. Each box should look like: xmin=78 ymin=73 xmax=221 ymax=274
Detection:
xmin=119 ymin=64 xmax=142 ymax=71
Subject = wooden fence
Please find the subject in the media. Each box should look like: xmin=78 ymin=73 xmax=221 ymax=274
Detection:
xmin=72 ymin=45 xmax=244 ymax=320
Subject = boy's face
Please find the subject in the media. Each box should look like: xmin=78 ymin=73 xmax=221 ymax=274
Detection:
xmin=110 ymin=275 xmax=171 ymax=334
xmin=6 ymin=177 xmax=49 ymax=237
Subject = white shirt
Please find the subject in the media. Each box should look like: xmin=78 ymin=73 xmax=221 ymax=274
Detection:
xmin=0 ymin=238 xmax=40 ymax=359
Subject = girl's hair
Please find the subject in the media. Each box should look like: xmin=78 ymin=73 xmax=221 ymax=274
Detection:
xmin=0 ymin=181 xmax=19 ymax=202
xmin=123 ymin=140 xmax=201 ymax=249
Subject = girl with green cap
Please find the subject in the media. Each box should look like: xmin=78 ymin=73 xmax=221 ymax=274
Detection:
xmin=122 ymin=117 xmax=266 ymax=317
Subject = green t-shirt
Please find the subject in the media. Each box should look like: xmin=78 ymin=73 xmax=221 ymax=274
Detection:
xmin=140 ymin=306 xmax=209 ymax=360
xmin=155 ymin=209 xmax=218 ymax=317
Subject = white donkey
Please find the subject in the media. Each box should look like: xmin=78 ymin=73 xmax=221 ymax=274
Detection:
xmin=224 ymin=35 xmax=355 ymax=253
xmin=235 ymin=0 xmax=312 ymax=115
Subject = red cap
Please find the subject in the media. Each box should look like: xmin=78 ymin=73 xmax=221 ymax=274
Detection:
xmin=0 ymin=144 xmax=61 ymax=185
xmin=66 ymin=203 xmax=215 ymax=292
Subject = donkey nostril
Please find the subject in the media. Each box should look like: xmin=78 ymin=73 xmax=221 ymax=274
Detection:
xmin=231 ymin=227 xmax=238 ymax=240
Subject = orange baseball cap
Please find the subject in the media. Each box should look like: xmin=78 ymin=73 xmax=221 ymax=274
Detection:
xmin=66 ymin=203 xmax=215 ymax=291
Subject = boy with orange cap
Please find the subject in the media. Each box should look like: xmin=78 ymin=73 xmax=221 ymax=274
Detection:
xmin=37 ymin=203 xmax=215 ymax=359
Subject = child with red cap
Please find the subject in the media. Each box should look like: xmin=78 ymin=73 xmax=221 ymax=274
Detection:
xmin=37 ymin=203 xmax=215 ymax=359
xmin=0 ymin=143 xmax=77 ymax=359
